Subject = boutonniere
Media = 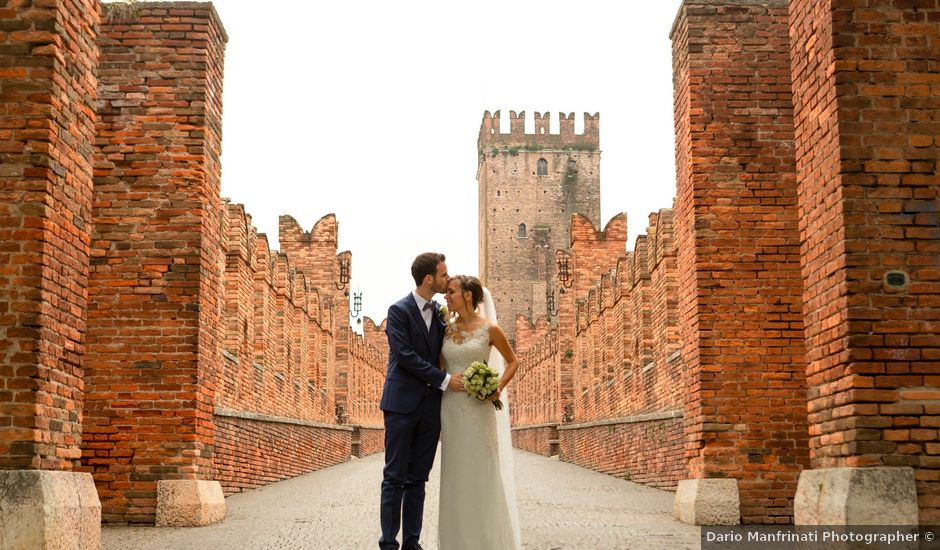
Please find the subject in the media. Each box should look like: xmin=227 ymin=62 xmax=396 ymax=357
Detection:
xmin=437 ymin=304 xmax=449 ymax=323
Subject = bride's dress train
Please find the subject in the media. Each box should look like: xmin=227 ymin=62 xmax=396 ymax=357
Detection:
xmin=438 ymin=323 xmax=520 ymax=550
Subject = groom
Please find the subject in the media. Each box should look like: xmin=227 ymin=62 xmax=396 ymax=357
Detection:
xmin=379 ymin=252 xmax=464 ymax=550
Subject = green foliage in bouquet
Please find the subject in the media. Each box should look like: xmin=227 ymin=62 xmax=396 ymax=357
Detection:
xmin=463 ymin=360 xmax=502 ymax=410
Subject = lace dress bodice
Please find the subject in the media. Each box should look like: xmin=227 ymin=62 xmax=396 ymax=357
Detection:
xmin=441 ymin=323 xmax=490 ymax=376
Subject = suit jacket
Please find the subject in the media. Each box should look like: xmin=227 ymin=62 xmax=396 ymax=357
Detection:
xmin=379 ymin=293 xmax=447 ymax=414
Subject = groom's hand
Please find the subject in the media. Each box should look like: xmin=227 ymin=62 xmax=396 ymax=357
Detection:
xmin=447 ymin=373 xmax=464 ymax=392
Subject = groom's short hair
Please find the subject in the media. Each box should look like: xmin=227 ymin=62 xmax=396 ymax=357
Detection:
xmin=412 ymin=252 xmax=445 ymax=286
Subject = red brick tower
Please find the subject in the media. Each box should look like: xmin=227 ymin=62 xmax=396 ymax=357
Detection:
xmin=477 ymin=111 xmax=601 ymax=342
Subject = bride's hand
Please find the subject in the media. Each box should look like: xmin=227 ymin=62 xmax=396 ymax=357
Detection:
xmin=486 ymin=390 xmax=501 ymax=402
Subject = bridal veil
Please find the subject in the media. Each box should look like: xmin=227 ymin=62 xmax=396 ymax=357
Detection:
xmin=479 ymin=287 xmax=522 ymax=548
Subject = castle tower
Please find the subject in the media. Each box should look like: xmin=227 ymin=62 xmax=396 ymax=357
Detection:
xmin=477 ymin=111 xmax=601 ymax=342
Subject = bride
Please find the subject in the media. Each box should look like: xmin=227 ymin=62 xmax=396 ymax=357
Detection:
xmin=438 ymin=275 xmax=521 ymax=549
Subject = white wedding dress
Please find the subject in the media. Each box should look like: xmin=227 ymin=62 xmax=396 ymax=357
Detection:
xmin=438 ymin=291 xmax=521 ymax=550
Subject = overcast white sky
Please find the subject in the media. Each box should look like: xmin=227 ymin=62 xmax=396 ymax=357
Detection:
xmin=125 ymin=0 xmax=685 ymax=326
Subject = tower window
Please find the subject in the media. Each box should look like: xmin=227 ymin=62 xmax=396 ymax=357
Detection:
xmin=518 ymin=223 xmax=527 ymax=238
xmin=534 ymin=228 xmax=549 ymax=247
xmin=537 ymin=158 xmax=548 ymax=176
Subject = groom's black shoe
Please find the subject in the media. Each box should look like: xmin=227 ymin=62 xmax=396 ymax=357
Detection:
xmin=403 ymin=545 xmax=424 ymax=550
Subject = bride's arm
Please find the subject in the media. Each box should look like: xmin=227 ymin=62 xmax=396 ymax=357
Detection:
xmin=489 ymin=324 xmax=518 ymax=393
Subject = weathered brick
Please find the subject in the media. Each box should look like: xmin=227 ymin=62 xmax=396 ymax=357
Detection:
xmin=0 ymin=0 xmax=98 ymax=472
xmin=83 ymin=2 xmax=227 ymax=523
xmin=513 ymin=210 xmax=684 ymax=490
xmin=671 ymin=0 xmax=809 ymax=524
xmin=790 ymin=0 xmax=940 ymax=523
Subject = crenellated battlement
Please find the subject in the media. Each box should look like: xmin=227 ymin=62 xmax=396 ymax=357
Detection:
xmin=278 ymin=213 xmax=345 ymax=297
xmin=361 ymin=317 xmax=388 ymax=350
xmin=615 ymin=256 xmax=630 ymax=295
xmin=279 ymin=213 xmax=338 ymax=246
xmin=570 ymin=213 xmax=628 ymax=245
xmin=478 ymin=110 xmax=600 ymax=152
xmin=623 ymin=208 xmax=676 ymax=288
xmin=629 ymin=235 xmax=650 ymax=283
xmin=220 ymin=202 xmax=353 ymax=329
xmin=648 ymin=207 xmax=675 ymax=270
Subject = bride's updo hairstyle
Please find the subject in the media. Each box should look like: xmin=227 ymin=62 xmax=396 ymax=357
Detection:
xmin=452 ymin=275 xmax=484 ymax=311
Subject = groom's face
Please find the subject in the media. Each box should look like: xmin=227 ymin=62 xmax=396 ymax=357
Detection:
xmin=431 ymin=261 xmax=449 ymax=294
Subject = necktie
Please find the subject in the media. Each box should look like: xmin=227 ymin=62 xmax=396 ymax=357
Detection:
xmin=422 ymin=301 xmax=433 ymax=331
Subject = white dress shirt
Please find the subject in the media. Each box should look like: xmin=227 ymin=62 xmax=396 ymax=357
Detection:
xmin=413 ymin=291 xmax=451 ymax=392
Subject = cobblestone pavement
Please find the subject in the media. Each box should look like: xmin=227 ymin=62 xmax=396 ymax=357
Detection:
xmin=103 ymin=449 xmax=700 ymax=549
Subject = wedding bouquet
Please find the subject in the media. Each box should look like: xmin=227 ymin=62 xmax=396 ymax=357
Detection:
xmin=463 ymin=360 xmax=502 ymax=410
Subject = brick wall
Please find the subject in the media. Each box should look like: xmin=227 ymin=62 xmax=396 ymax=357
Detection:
xmin=789 ymin=0 xmax=940 ymax=523
xmin=511 ymin=315 xmax=559 ymax=455
xmin=218 ymin=203 xmax=337 ymax=422
xmin=569 ymin=214 xmax=629 ymax=424
xmin=671 ymin=0 xmax=811 ymax=524
xmin=0 ymin=0 xmax=99 ymax=471
xmin=510 ymin=426 xmax=557 ymax=457
xmin=511 ymin=318 xmax=557 ymax=428
xmin=354 ymin=426 xmax=385 ymax=458
xmin=213 ymin=203 xmax=387 ymax=489
xmin=358 ymin=316 xmax=387 ymax=451
xmin=511 ymin=0 xmax=937 ymax=525
xmin=279 ymin=214 xmax=353 ymax=411
xmin=83 ymin=3 xmax=227 ymax=523
xmin=559 ymin=415 xmax=684 ymax=489
xmin=346 ymin=318 xmax=386 ymax=431
xmin=477 ymin=111 xmax=601 ymax=342
xmin=513 ymin=211 xmax=686 ymax=488
xmin=74 ymin=3 xmax=388 ymax=522
xmin=213 ymin=414 xmax=351 ymax=495
xmin=570 ymin=213 xmax=685 ymax=488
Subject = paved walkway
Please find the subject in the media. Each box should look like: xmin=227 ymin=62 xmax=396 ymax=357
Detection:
xmin=103 ymin=449 xmax=700 ymax=549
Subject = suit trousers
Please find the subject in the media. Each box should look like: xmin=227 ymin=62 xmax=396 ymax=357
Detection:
xmin=379 ymin=392 xmax=442 ymax=549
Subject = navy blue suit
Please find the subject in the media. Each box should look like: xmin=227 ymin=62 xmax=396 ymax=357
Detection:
xmin=379 ymin=293 xmax=446 ymax=550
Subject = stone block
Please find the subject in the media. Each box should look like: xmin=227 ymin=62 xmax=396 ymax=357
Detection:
xmin=0 ymin=470 xmax=101 ymax=549
xmin=674 ymin=478 xmax=740 ymax=525
xmin=794 ymin=467 xmax=918 ymax=525
xmin=156 ymin=480 xmax=226 ymax=527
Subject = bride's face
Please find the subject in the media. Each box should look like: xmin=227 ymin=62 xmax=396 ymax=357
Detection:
xmin=444 ymin=280 xmax=468 ymax=312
